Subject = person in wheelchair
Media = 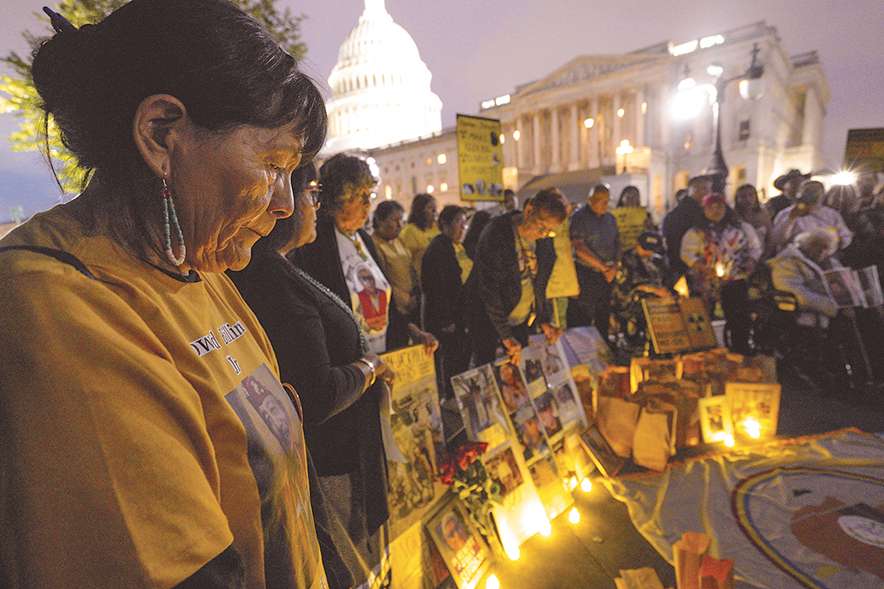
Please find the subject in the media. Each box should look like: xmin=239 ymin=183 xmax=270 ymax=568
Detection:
xmin=610 ymin=231 xmax=672 ymax=350
xmin=768 ymin=229 xmax=859 ymax=392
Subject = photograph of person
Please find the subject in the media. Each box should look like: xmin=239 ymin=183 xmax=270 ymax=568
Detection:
xmin=553 ymin=383 xmax=581 ymax=424
xmin=484 ymin=446 xmax=524 ymax=498
xmin=541 ymin=342 xmax=565 ymax=376
xmin=513 ymin=407 xmax=549 ymax=461
xmin=451 ymin=365 xmax=510 ymax=445
xmin=354 ymin=262 xmax=389 ymax=331
xmin=698 ymin=396 xmax=733 ymax=444
xmin=494 ymin=361 xmax=531 ymax=413
xmin=535 ymin=391 xmax=563 ymax=438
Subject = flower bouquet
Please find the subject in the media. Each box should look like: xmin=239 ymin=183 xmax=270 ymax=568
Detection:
xmin=438 ymin=441 xmax=503 ymax=552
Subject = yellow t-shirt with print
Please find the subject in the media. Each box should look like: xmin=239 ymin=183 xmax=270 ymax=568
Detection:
xmin=0 ymin=206 xmax=327 ymax=589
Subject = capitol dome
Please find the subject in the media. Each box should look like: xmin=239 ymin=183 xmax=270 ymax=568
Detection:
xmin=323 ymin=0 xmax=442 ymax=155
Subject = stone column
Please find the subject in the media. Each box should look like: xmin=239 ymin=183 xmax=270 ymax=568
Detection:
xmin=589 ymin=97 xmax=600 ymax=169
xmin=550 ymin=107 xmax=561 ymax=172
xmin=533 ymin=112 xmax=542 ymax=175
xmin=635 ymin=87 xmax=646 ymax=147
xmin=569 ymin=103 xmax=581 ymax=171
xmin=613 ymin=93 xmax=622 ymax=148
xmin=515 ymin=117 xmax=524 ymax=169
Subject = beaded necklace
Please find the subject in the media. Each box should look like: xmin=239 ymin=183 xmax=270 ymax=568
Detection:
xmin=337 ymin=228 xmax=368 ymax=261
xmin=293 ymin=266 xmax=370 ymax=354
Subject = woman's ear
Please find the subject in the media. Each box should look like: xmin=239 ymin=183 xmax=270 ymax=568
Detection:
xmin=132 ymin=94 xmax=190 ymax=178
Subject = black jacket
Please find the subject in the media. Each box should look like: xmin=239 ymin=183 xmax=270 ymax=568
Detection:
xmin=421 ymin=233 xmax=466 ymax=335
xmin=464 ymin=211 xmax=556 ymax=343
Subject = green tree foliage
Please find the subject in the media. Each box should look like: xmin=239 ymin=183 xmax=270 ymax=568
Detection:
xmin=0 ymin=0 xmax=308 ymax=193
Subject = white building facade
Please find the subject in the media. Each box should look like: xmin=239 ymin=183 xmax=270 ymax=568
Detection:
xmin=478 ymin=22 xmax=828 ymax=218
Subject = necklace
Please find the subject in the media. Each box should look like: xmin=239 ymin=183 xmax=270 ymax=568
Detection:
xmin=294 ymin=266 xmax=370 ymax=354
xmin=338 ymin=228 xmax=368 ymax=261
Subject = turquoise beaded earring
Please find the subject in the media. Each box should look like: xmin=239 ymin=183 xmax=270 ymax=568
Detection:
xmin=162 ymin=178 xmax=186 ymax=266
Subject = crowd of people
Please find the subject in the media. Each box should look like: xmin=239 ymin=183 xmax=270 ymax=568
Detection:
xmin=1 ymin=2 xmax=883 ymax=588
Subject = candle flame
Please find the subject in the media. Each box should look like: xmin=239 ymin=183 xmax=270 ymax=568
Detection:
xmin=739 ymin=417 xmax=762 ymax=439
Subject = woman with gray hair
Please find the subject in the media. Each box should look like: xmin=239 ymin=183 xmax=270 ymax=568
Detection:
xmin=767 ymin=228 xmax=858 ymax=394
xmin=769 ymin=228 xmax=841 ymax=327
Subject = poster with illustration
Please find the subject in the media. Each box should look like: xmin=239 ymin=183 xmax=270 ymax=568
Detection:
xmin=451 ymin=365 xmax=511 ymax=453
xmin=382 ymin=345 xmax=448 ymax=539
xmin=427 ymin=499 xmax=492 ymax=589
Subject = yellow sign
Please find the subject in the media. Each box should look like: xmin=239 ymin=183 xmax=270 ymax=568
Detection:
xmin=545 ymin=218 xmax=580 ymax=299
xmin=381 ymin=344 xmax=435 ymax=384
xmin=456 ymin=114 xmax=504 ymax=202
xmin=610 ymin=206 xmax=649 ymax=251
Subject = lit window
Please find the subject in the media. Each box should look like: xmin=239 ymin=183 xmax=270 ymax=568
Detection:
xmin=426 ymin=185 xmax=435 ymax=193
xmin=499 ymin=134 xmax=505 ymax=144
xmin=617 ymin=108 xmax=625 ymax=118
xmin=513 ymin=130 xmax=521 ymax=141
xmin=440 ymin=182 xmax=448 ymax=191
xmin=384 ymin=185 xmax=392 ymax=200
xmin=642 ymin=102 xmax=648 ymax=114
xmin=584 ymin=118 xmax=594 ymax=128
xmin=437 ymin=153 xmax=447 ymax=164
xmin=425 ymin=157 xmax=432 ymax=166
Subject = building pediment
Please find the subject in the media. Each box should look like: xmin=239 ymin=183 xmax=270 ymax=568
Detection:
xmin=517 ymin=54 xmax=665 ymax=96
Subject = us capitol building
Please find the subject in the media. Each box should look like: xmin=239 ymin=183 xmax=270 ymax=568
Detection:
xmin=322 ymin=4 xmax=827 ymax=219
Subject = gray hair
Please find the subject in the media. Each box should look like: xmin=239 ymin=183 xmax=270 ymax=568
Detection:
xmin=795 ymin=228 xmax=837 ymax=255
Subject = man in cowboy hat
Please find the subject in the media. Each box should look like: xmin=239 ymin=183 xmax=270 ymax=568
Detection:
xmin=766 ymin=169 xmax=811 ymax=218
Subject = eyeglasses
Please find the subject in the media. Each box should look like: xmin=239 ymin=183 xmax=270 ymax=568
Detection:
xmin=305 ymin=181 xmax=321 ymax=207
xmin=342 ymin=187 xmax=375 ymax=205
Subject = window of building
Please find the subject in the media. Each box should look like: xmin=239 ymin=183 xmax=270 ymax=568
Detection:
xmin=739 ymin=120 xmax=750 ymax=141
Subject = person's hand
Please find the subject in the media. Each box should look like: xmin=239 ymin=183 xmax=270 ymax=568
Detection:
xmin=418 ymin=330 xmax=439 ymax=356
xmin=502 ymin=338 xmax=522 ymax=365
xmin=361 ymin=353 xmax=393 ymax=390
xmin=540 ymin=322 xmax=562 ymax=344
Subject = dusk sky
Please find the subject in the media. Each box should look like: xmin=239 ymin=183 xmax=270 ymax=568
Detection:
xmin=2 ymin=0 xmax=882 ymax=222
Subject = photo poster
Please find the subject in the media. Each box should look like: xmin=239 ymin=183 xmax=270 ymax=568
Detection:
xmin=381 ymin=345 xmax=448 ymax=538
xmin=822 ymin=267 xmax=865 ymax=308
xmin=855 ymin=265 xmax=884 ymax=307
xmin=426 ymin=498 xmax=493 ymax=589
xmin=525 ymin=338 xmax=586 ymax=429
xmin=724 ymin=381 xmax=781 ymax=440
xmin=553 ymin=326 xmax=612 ymax=375
xmin=611 ymin=206 xmax=650 ymax=251
xmin=494 ymin=358 xmax=572 ymax=520
xmin=456 ymin=114 xmax=504 ymax=203
xmin=698 ymin=396 xmax=734 ymax=444
xmin=491 ymin=361 xmax=551 ymax=462
xmin=450 ymin=365 xmax=511 ymax=453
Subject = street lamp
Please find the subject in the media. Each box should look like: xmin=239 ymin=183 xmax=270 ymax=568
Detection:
xmin=675 ymin=44 xmax=765 ymax=193
xmin=704 ymin=43 xmax=765 ymax=193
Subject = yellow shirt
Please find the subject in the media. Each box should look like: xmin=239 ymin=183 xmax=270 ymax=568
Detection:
xmin=398 ymin=222 xmax=440 ymax=284
xmin=0 ymin=206 xmax=327 ymax=589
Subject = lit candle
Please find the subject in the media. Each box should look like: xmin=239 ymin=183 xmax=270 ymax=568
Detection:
xmin=739 ymin=417 xmax=762 ymax=439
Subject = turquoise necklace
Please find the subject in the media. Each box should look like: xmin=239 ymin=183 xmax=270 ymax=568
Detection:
xmin=294 ymin=266 xmax=370 ymax=354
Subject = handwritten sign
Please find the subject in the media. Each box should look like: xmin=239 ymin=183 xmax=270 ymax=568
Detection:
xmin=457 ymin=114 xmax=504 ymax=202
